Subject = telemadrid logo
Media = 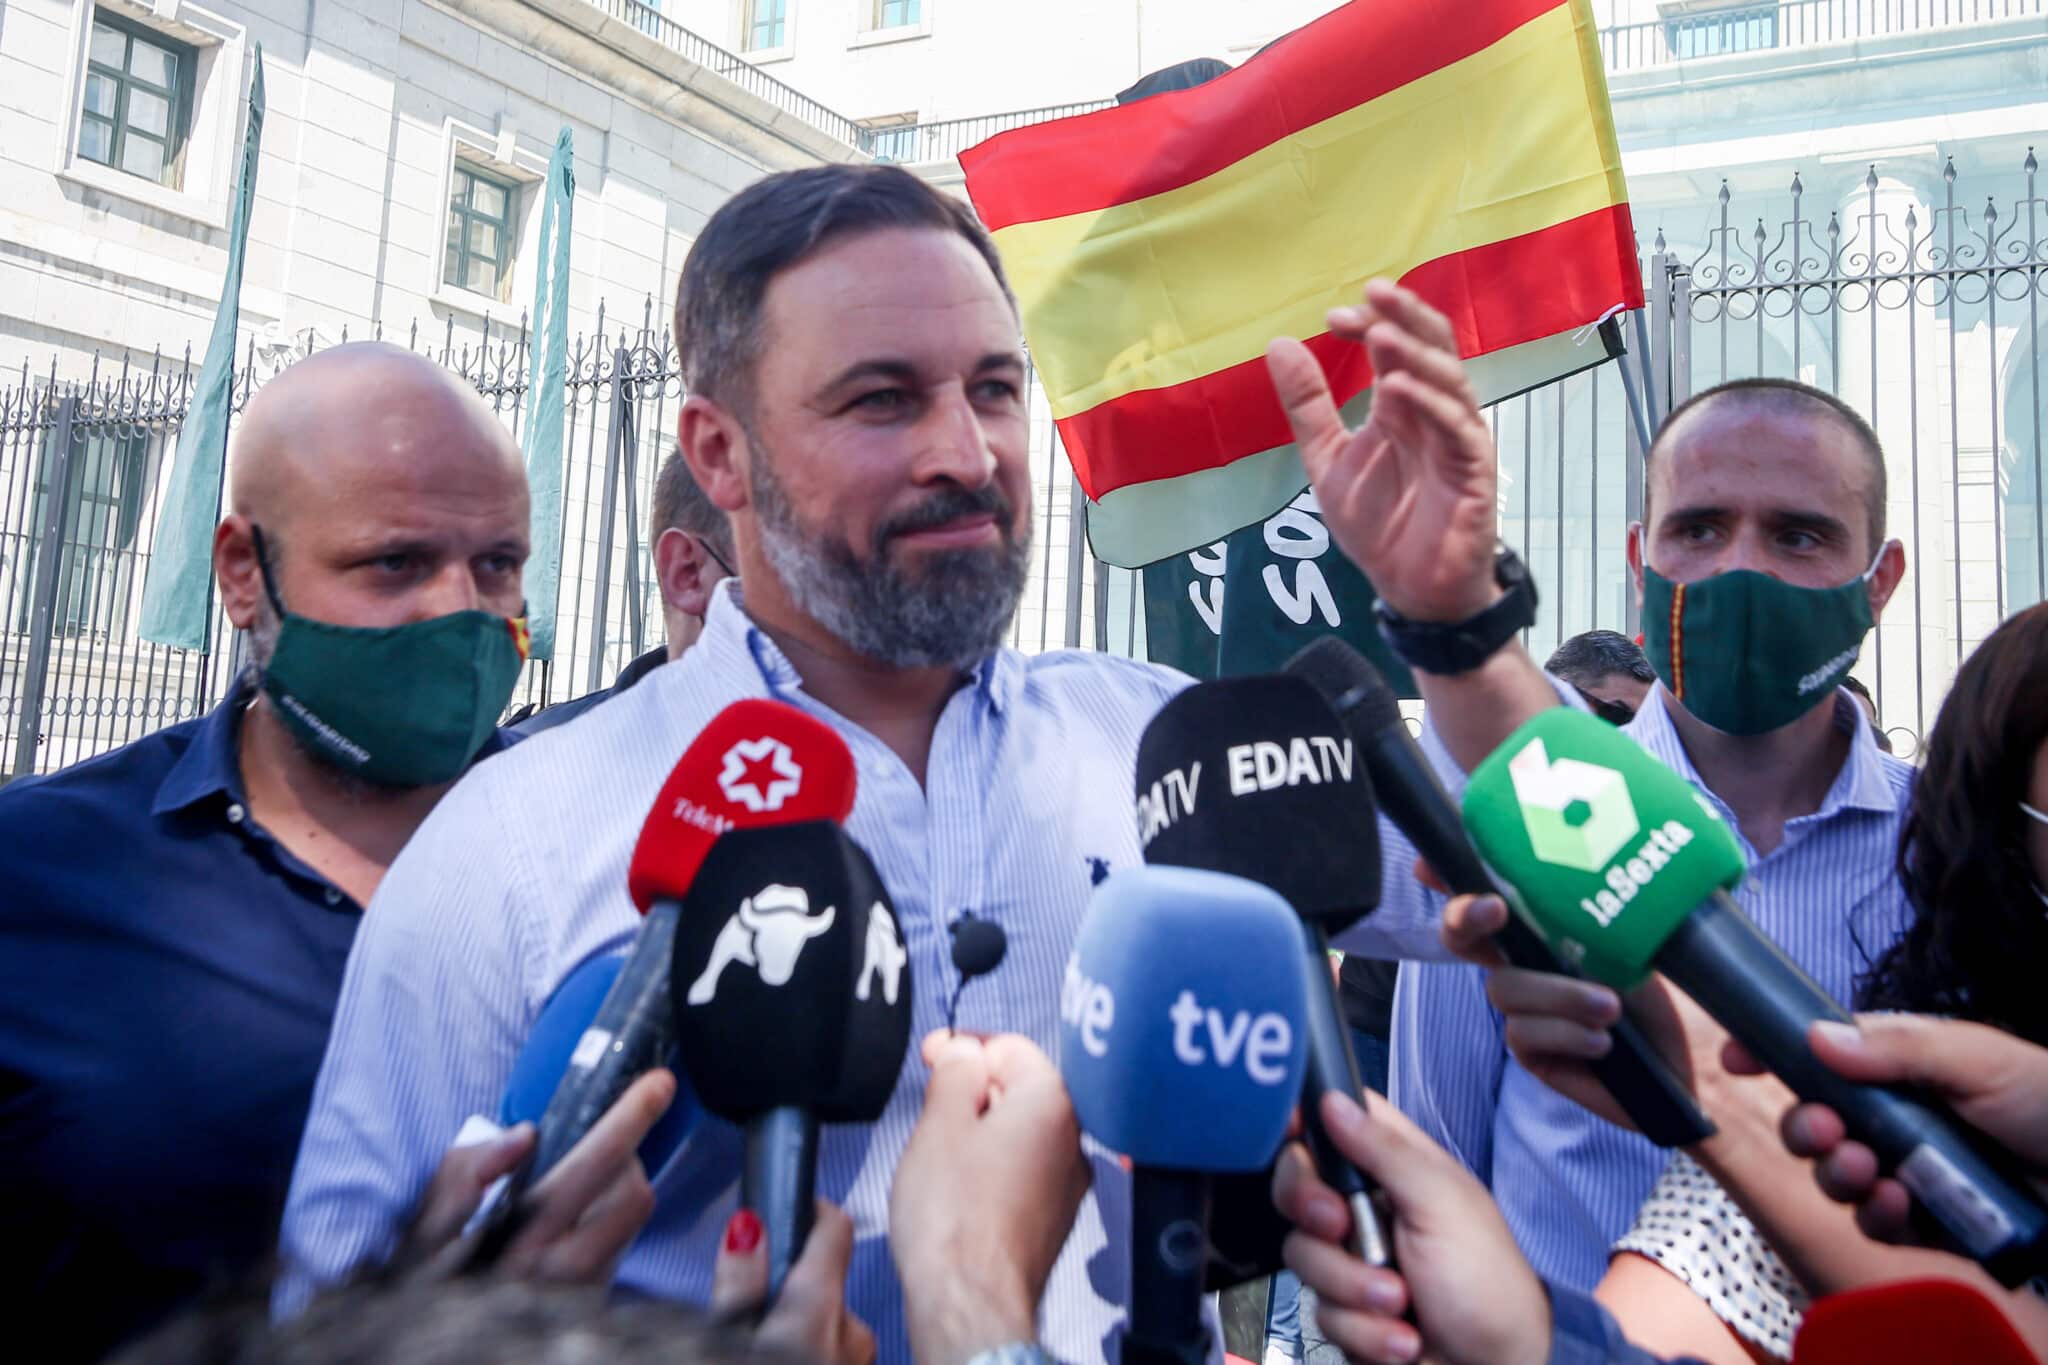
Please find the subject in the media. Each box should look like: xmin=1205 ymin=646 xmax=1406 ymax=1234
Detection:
xmin=718 ymin=736 xmax=802 ymax=812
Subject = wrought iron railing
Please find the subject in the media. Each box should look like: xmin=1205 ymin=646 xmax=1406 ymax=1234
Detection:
xmin=864 ymin=101 xmax=1116 ymax=165
xmin=1600 ymin=0 xmax=2046 ymax=73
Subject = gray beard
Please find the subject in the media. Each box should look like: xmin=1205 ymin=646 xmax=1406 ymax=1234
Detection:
xmin=748 ymin=441 xmax=1030 ymax=671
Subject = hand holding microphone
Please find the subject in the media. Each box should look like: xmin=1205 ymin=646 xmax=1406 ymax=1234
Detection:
xmin=891 ymin=1031 xmax=1090 ymax=1365
xmin=1459 ymin=708 xmax=2048 ymax=1286
xmin=1059 ymin=864 xmax=1310 ymax=1365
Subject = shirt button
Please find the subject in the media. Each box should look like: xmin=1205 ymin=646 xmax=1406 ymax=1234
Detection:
xmin=324 ymin=887 xmax=343 ymax=906
xmin=226 ymin=802 xmax=246 ymax=824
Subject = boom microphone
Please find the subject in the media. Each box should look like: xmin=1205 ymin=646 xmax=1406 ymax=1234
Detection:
xmin=1283 ymin=636 xmax=1714 ymax=1148
xmin=670 ymin=820 xmax=911 ymax=1298
xmin=1136 ymin=675 xmax=1393 ymax=1270
xmin=1462 ymin=708 xmax=2048 ymax=1287
xmin=467 ymin=699 xmax=857 ymax=1268
xmin=1059 ymin=865 xmax=1309 ymax=1365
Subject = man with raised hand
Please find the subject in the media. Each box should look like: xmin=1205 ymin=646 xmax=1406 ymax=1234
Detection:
xmin=276 ymin=164 xmax=1564 ymax=1362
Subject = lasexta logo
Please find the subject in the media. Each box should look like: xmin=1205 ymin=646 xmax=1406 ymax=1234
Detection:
xmin=1508 ymin=737 xmax=1639 ymax=872
xmin=718 ymin=736 xmax=802 ymax=812
xmin=684 ymin=882 xmax=835 ymax=1004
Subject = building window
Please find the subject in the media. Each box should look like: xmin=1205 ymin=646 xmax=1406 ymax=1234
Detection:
xmin=77 ymin=11 xmax=193 ymax=188
xmin=872 ymin=0 xmax=920 ymax=28
xmin=444 ymin=163 xmax=519 ymax=301
xmin=742 ymin=0 xmax=787 ymax=51
xmin=860 ymin=115 xmax=920 ymax=162
xmin=1667 ymin=4 xmax=1778 ymax=59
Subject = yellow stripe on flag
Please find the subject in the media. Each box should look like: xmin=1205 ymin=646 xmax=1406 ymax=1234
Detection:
xmin=993 ymin=3 xmax=1626 ymax=422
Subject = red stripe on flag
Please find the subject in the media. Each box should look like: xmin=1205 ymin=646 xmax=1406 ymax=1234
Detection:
xmin=962 ymin=0 xmax=1567 ymax=232
xmin=1056 ymin=205 xmax=1641 ymax=500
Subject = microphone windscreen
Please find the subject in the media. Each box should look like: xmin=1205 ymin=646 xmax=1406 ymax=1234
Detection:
xmin=670 ymin=821 xmax=911 ymax=1122
xmin=501 ymin=953 xmax=697 ymax=1170
xmin=1460 ymin=708 xmax=1746 ymax=988
xmin=628 ymin=699 xmax=858 ymax=912
xmin=1285 ymin=636 xmax=1405 ymax=740
xmin=1136 ymin=675 xmax=1381 ymax=926
xmin=1059 ymin=865 xmax=1310 ymax=1172
xmin=1792 ymin=1279 xmax=2037 ymax=1365
xmin=950 ymin=916 xmax=1008 ymax=978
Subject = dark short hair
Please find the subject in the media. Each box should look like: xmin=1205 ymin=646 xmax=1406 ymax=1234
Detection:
xmin=112 ymin=1278 xmax=800 ymax=1365
xmin=1546 ymin=629 xmax=1654 ymax=689
xmin=652 ymin=446 xmax=733 ymax=563
xmin=674 ymin=163 xmax=1015 ymax=420
xmin=1840 ymin=674 xmax=1874 ymax=706
xmin=1647 ymin=377 xmax=1887 ymax=555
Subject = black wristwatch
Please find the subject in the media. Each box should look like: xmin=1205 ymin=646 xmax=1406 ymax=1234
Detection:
xmin=1374 ymin=543 xmax=1538 ymax=676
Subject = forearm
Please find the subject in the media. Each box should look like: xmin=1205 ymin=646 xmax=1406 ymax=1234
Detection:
xmin=1413 ymin=641 xmax=1561 ymax=775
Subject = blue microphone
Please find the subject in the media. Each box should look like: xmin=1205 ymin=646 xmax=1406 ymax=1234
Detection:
xmin=501 ymin=953 xmax=698 ymax=1174
xmin=1060 ymin=865 xmax=1311 ymax=1365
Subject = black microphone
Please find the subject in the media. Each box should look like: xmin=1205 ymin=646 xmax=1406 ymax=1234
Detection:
xmin=1137 ymin=675 xmax=1394 ymax=1270
xmin=670 ymin=820 xmax=912 ymax=1298
xmin=1283 ymin=636 xmax=1716 ymax=1148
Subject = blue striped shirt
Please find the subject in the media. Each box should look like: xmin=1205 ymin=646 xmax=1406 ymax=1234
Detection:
xmin=276 ymin=582 xmax=1445 ymax=1361
xmin=1387 ymin=685 xmax=1915 ymax=1292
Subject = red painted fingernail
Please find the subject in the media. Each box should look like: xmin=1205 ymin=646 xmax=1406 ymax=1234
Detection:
xmin=725 ymin=1208 xmax=762 ymax=1254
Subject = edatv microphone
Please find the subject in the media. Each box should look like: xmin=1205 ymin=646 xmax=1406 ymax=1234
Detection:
xmin=1060 ymin=865 xmax=1309 ymax=1365
xmin=671 ymin=820 xmax=911 ymax=1299
xmin=1284 ymin=636 xmax=1714 ymax=1148
xmin=468 ymin=699 xmax=858 ymax=1269
xmin=1792 ymin=1279 xmax=2038 ymax=1365
xmin=500 ymin=953 xmax=698 ymax=1173
xmin=1462 ymin=708 xmax=2048 ymax=1287
xmin=1136 ymin=675 xmax=1393 ymax=1270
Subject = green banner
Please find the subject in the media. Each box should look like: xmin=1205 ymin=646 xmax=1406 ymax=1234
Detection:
xmin=1141 ymin=488 xmax=1418 ymax=694
xmin=521 ymin=127 xmax=575 ymax=660
xmin=137 ymin=46 xmax=265 ymax=652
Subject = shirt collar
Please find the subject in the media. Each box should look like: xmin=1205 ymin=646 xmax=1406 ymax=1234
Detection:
xmin=151 ymin=675 xmax=256 ymax=817
xmin=151 ymin=672 xmax=520 ymax=818
xmin=699 ymin=578 xmax=1020 ymax=716
xmin=1625 ymin=684 xmax=1898 ymax=824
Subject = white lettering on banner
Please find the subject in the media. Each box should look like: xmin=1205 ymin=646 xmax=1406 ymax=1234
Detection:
xmin=1135 ymin=763 xmax=1203 ymax=847
xmin=1576 ymin=820 xmax=1698 ymax=928
xmin=1167 ymin=989 xmax=1293 ymax=1084
xmin=1061 ymin=956 xmax=1116 ymax=1057
xmin=1226 ymin=736 xmax=1356 ymax=795
xmin=1188 ymin=541 xmax=1228 ymax=636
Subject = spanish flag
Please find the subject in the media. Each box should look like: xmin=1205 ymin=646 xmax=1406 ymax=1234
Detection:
xmin=960 ymin=0 xmax=1639 ymax=567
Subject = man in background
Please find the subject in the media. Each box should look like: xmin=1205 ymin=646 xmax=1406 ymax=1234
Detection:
xmin=1546 ymin=629 xmax=1657 ymax=720
xmin=512 ymin=449 xmax=733 ymax=734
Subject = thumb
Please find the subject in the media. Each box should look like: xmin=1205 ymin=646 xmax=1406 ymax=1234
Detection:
xmin=1809 ymin=1014 xmax=1977 ymax=1092
xmin=1264 ymin=337 xmax=1345 ymax=475
xmin=921 ymin=1032 xmax=993 ymax=1119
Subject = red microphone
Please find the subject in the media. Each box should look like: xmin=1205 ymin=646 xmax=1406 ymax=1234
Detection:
xmin=1793 ymin=1278 xmax=2037 ymax=1365
xmin=627 ymin=698 xmax=857 ymax=912
xmin=468 ymin=700 xmax=856 ymax=1267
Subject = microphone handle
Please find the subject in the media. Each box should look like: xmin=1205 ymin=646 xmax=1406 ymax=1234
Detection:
xmin=1660 ymin=891 xmax=2048 ymax=1287
xmin=1123 ymin=1168 xmax=1214 ymax=1365
xmin=1299 ymin=923 xmax=1394 ymax=1269
xmin=1359 ymin=729 xmax=1715 ymax=1148
xmin=529 ymin=901 xmax=683 ymax=1182
xmin=744 ymin=1106 xmax=820 ymax=1301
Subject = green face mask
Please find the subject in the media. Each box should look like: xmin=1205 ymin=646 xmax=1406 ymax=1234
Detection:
xmin=253 ymin=528 xmax=528 ymax=787
xmin=1640 ymin=546 xmax=1887 ymax=737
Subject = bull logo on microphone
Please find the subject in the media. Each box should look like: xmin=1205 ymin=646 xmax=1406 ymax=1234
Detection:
xmin=685 ymin=883 xmax=835 ymax=1004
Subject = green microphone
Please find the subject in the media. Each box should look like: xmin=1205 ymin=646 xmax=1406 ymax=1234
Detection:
xmin=1461 ymin=709 xmax=2048 ymax=1288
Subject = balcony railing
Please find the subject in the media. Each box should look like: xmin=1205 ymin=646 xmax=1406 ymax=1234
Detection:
xmin=1601 ymin=0 xmax=2046 ymax=73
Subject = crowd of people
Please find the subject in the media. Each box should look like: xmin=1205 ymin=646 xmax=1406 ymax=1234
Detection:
xmin=4 ymin=161 xmax=2047 ymax=1365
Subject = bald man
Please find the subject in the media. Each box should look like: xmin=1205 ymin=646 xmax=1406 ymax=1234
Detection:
xmin=0 ymin=345 xmax=650 ymax=1358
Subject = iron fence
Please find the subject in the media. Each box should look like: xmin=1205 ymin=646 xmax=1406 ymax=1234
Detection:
xmin=3 ymin=155 xmax=2041 ymax=777
xmin=1599 ymin=0 xmax=2046 ymax=72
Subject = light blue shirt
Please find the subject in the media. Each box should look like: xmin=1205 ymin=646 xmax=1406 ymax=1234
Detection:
xmin=1388 ymin=685 xmax=1915 ymax=1292
xmin=276 ymin=582 xmax=1443 ymax=1362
